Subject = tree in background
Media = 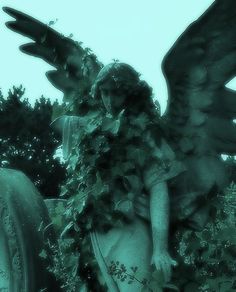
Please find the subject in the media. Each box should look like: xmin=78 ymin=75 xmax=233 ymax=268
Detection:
xmin=0 ymin=86 xmax=66 ymax=197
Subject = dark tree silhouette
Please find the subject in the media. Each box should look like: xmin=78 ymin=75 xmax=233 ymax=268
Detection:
xmin=0 ymin=86 xmax=66 ymax=197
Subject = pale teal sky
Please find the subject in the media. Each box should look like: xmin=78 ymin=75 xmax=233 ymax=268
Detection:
xmin=0 ymin=0 xmax=217 ymax=113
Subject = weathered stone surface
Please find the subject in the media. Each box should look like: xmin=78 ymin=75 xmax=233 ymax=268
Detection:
xmin=0 ymin=168 xmax=61 ymax=292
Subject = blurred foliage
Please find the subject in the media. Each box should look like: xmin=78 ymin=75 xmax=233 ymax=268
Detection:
xmin=224 ymin=155 xmax=236 ymax=183
xmin=0 ymin=86 xmax=66 ymax=196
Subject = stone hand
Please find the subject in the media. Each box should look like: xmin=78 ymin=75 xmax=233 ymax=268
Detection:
xmin=151 ymin=250 xmax=177 ymax=283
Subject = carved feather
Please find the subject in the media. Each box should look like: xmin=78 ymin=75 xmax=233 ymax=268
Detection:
xmin=3 ymin=6 xmax=103 ymax=102
xmin=163 ymin=0 xmax=236 ymax=157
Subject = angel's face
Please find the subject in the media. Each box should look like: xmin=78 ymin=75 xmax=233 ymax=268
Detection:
xmin=100 ymin=81 xmax=126 ymax=115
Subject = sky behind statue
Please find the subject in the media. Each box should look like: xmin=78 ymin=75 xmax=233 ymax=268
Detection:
xmin=0 ymin=0 xmax=226 ymax=113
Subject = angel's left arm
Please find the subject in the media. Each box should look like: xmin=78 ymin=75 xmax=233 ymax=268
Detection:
xmin=142 ymin=138 xmax=182 ymax=252
xmin=143 ymin=163 xmax=176 ymax=282
xmin=149 ymin=180 xmax=169 ymax=253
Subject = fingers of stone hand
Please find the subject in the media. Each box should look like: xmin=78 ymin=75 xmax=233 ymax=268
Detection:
xmin=151 ymin=254 xmax=155 ymax=265
xmin=152 ymin=255 xmax=176 ymax=283
xmin=171 ymin=259 xmax=178 ymax=267
xmin=160 ymin=259 xmax=171 ymax=283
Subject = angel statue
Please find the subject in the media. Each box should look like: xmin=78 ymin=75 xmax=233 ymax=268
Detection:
xmin=3 ymin=0 xmax=236 ymax=291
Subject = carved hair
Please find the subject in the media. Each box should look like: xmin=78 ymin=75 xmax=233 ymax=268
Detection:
xmin=91 ymin=62 xmax=153 ymax=112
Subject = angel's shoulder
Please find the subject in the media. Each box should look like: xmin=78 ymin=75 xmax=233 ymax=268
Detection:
xmin=142 ymin=126 xmax=174 ymax=159
xmin=142 ymin=136 xmax=186 ymax=189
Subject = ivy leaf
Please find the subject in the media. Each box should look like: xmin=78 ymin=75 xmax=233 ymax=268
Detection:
xmin=68 ymin=154 xmax=79 ymax=170
xmin=39 ymin=249 xmax=47 ymax=259
xmin=92 ymin=172 xmax=109 ymax=197
xmin=130 ymin=112 xmax=149 ymax=131
xmin=85 ymin=119 xmax=100 ymax=133
xmin=111 ymin=165 xmax=123 ymax=177
xmin=93 ymin=135 xmax=110 ymax=153
xmin=48 ymin=19 xmax=58 ymax=26
xmin=122 ymin=175 xmax=140 ymax=193
xmin=75 ymin=111 xmax=101 ymax=134
xmin=101 ymin=110 xmax=124 ymax=135
xmin=126 ymin=146 xmax=146 ymax=167
xmin=121 ymin=161 xmax=135 ymax=172
xmin=60 ymin=221 xmax=74 ymax=238
xmin=71 ymin=191 xmax=88 ymax=214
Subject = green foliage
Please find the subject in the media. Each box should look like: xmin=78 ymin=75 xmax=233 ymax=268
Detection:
xmin=108 ymin=261 xmax=149 ymax=286
xmin=224 ymin=155 xmax=236 ymax=183
xmin=170 ymin=183 xmax=236 ymax=291
xmin=61 ymin=109 xmax=127 ymax=233
xmin=105 ymin=260 xmax=179 ymax=292
xmin=0 ymin=86 xmax=66 ymax=196
xmin=47 ymin=238 xmax=82 ymax=292
xmin=48 ymin=107 xmax=123 ymax=290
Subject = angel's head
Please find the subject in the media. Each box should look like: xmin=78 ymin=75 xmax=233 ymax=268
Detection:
xmin=91 ymin=62 xmax=153 ymax=115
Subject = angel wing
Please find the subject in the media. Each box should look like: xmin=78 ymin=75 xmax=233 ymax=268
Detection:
xmin=3 ymin=7 xmax=103 ymax=104
xmin=162 ymin=0 xmax=236 ymax=226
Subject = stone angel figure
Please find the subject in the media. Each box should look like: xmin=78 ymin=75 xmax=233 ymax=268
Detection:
xmin=4 ymin=0 xmax=236 ymax=290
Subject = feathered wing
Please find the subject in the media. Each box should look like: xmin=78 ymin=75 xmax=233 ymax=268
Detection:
xmin=161 ymin=0 xmax=236 ymax=225
xmin=3 ymin=7 xmax=103 ymax=103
